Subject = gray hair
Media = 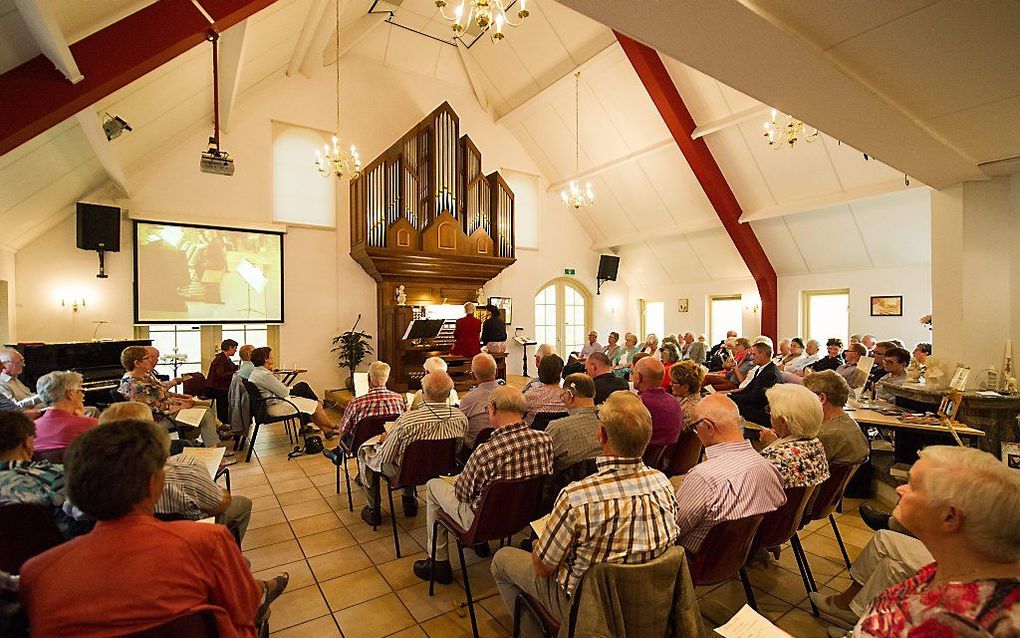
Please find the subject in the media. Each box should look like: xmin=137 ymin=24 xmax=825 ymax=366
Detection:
xmin=0 ymin=348 xmax=21 ymax=363
xmin=471 ymin=353 xmax=497 ymax=382
xmin=766 ymin=383 xmax=823 ymax=438
xmin=422 ymin=370 xmax=454 ymax=401
xmin=423 ymin=356 xmax=448 ymax=374
xmin=490 ymin=386 xmax=527 ymax=415
xmin=753 ymin=335 xmax=774 ymax=349
xmin=535 ymin=344 xmax=555 ymax=358
xmin=919 ymin=446 xmax=1020 ymax=562
xmin=464 ymin=302 xmax=476 ymax=314
xmin=37 ymin=370 xmax=83 ymax=405
xmin=368 ymin=361 xmax=391 ymax=384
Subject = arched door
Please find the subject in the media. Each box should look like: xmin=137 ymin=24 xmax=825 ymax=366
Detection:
xmin=534 ymin=278 xmax=592 ymax=357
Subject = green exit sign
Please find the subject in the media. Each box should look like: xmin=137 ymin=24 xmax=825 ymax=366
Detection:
xmin=564 ymin=268 xmax=575 ymax=275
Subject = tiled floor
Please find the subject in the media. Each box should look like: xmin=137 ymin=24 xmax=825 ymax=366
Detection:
xmin=235 ymin=418 xmax=882 ymax=637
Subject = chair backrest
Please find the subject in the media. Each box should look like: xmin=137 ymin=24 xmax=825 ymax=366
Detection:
xmin=803 ymin=461 xmax=864 ymax=526
xmin=124 ymin=610 xmax=220 ymax=638
xmin=531 ymin=411 xmax=568 ymax=431
xmin=348 ymin=414 xmax=393 ymax=451
xmin=0 ymin=503 xmax=65 ymax=574
xmin=467 ymin=475 xmax=547 ymax=542
xmin=182 ymin=372 xmax=207 ymax=398
xmin=661 ymin=430 xmax=703 ymax=476
xmin=541 ymin=457 xmax=598 ymax=513
xmin=753 ymin=485 xmax=816 ymax=552
xmin=473 ymin=427 xmax=495 ymax=448
xmin=687 ymin=514 xmax=764 ymax=587
xmin=642 ymin=443 xmax=667 ymax=468
xmin=32 ymin=448 xmax=67 ymax=464
xmin=393 ymin=438 xmax=459 ymax=488
xmin=109 ymin=387 xmax=127 ymax=404
xmin=242 ymin=380 xmax=267 ymax=421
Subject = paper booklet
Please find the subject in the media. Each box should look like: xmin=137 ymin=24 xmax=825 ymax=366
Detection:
xmin=530 ymin=514 xmax=551 ymax=539
xmin=857 ymin=356 xmax=875 ymax=379
xmin=173 ymin=407 xmax=207 ymax=428
xmin=288 ymin=396 xmax=319 ymax=415
xmin=715 ymin=605 xmax=794 ymax=638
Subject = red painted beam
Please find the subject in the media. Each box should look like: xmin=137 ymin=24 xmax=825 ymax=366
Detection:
xmin=0 ymin=0 xmax=277 ymax=157
xmin=615 ymin=32 xmax=778 ymax=341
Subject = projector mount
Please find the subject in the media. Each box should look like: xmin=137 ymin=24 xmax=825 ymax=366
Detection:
xmin=201 ymin=29 xmax=234 ymax=176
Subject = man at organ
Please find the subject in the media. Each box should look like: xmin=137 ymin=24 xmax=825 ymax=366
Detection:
xmin=449 ymin=302 xmax=482 ymax=358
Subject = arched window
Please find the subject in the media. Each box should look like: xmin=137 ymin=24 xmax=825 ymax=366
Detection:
xmin=534 ymin=278 xmax=592 ymax=358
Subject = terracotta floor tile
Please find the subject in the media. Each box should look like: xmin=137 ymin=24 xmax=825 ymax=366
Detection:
xmin=396 ymin=580 xmax=467 ymax=623
xmin=254 ymin=559 xmax=316 ymax=592
xmin=272 ymin=476 xmax=315 ymax=494
xmin=277 ymin=487 xmax=324 ymax=506
xmin=800 ymin=533 xmax=861 ymax=565
xmin=815 ymin=519 xmax=876 ymax=549
xmin=746 ymin=563 xmax=814 ymax=606
xmin=251 ymin=494 xmax=282 ymax=512
xmin=774 ymin=607 xmax=832 ymax=637
xmin=320 ymin=566 xmax=393 ymax=611
xmin=290 ymin=512 xmax=344 ymax=537
xmin=699 ymin=581 xmax=793 ymax=625
xmin=375 ymin=551 xmax=429 ymax=591
xmin=283 ymin=498 xmax=334 ymax=521
xmin=334 ymin=592 xmax=417 ymax=638
xmin=361 ymin=533 xmax=424 ymax=565
xmin=235 ymin=483 xmax=275 ymax=499
xmin=244 ymin=539 xmax=305 ymax=573
xmin=419 ymin=608 xmax=508 ymax=638
xmin=269 ymin=615 xmax=341 ymax=637
xmin=249 ymin=507 xmax=288 ymax=530
xmin=308 ymin=471 xmax=337 ymax=487
xmin=298 ymin=527 xmax=358 ymax=557
xmin=385 ymin=627 xmax=428 ymax=638
xmin=242 ymin=522 xmax=296 ymax=551
xmin=266 ymin=585 xmax=331 ymax=631
xmin=308 ymin=546 xmax=374 ymax=582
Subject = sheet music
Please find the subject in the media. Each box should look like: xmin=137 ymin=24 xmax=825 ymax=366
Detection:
xmin=288 ymin=396 xmax=318 ymax=414
xmin=173 ymin=407 xmax=208 ymax=428
xmin=857 ymin=356 xmax=875 ymax=379
xmin=530 ymin=513 xmax=551 ymax=538
xmin=353 ymin=372 xmax=369 ymax=397
xmin=715 ymin=605 xmax=793 ymax=638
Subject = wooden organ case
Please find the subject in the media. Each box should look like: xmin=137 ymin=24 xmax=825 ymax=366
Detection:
xmin=350 ymin=102 xmax=516 ymax=392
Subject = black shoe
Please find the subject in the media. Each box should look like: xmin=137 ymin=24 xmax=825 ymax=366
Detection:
xmin=413 ymin=558 xmax=453 ymax=584
xmin=472 ymin=541 xmax=491 ymax=558
xmin=518 ymin=536 xmax=534 ymax=552
xmin=859 ymin=504 xmax=892 ymax=531
xmin=361 ymin=505 xmax=382 ymax=527
xmin=402 ymin=496 xmax=418 ymax=517
xmin=322 ymin=447 xmax=339 ymax=463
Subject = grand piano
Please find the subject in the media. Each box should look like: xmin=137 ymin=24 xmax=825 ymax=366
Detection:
xmin=11 ymin=339 xmax=151 ymax=406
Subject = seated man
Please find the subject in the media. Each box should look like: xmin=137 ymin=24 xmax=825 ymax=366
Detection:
xmin=546 ymin=373 xmax=601 ymax=472
xmin=410 ymin=356 xmax=450 ymax=410
xmin=563 ymin=331 xmax=602 ymax=378
xmin=632 ymin=357 xmax=682 ymax=446
xmin=585 ymin=351 xmax=628 ymax=405
xmin=874 ymin=347 xmax=911 ymax=401
xmin=728 ymin=342 xmax=782 ymax=428
xmin=449 ymin=302 xmax=482 ymax=359
xmin=804 ymin=371 xmax=869 ymax=464
xmin=32 ymin=370 xmax=98 ymax=452
xmin=491 ymin=392 xmax=679 ymax=637
xmin=786 ymin=339 xmax=823 ymax=375
xmin=19 ymin=419 xmax=288 ymax=637
xmin=458 ymin=353 xmax=502 ymax=448
xmin=359 ymin=371 xmax=467 ymax=526
xmin=0 ymin=348 xmax=98 ymax=418
xmin=864 ymin=341 xmax=894 ymax=394
xmin=705 ymin=338 xmax=754 ymax=390
xmin=206 ymin=339 xmax=239 ymax=423
xmin=837 ymin=343 xmax=870 ymax=389
xmin=236 ymin=344 xmax=256 ymax=380
xmin=674 ymin=394 xmax=786 ymax=552
xmin=811 ymin=446 xmax=1020 ymax=636
xmin=522 ymin=344 xmax=555 ymax=394
xmin=0 ymin=411 xmax=86 ymax=538
xmin=330 ymin=360 xmax=405 ymax=443
xmin=413 ymin=386 xmax=553 ymax=583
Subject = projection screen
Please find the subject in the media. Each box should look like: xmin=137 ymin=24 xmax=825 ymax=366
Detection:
xmin=134 ymin=221 xmax=284 ymax=323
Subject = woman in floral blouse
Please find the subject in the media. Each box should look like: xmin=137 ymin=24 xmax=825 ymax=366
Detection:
xmin=758 ymin=383 xmax=830 ymax=488
xmin=669 ymin=360 xmax=705 ymax=426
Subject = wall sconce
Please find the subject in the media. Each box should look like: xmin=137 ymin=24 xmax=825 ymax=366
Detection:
xmin=744 ymin=292 xmax=761 ymax=314
xmin=62 ymin=297 xmax=86 ymax=313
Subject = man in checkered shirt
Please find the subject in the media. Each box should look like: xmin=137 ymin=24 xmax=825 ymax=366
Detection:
xmin=490 ymin=391 xmax=679 ymax=636
xmin=413 ymin=385 xmax=553 ymax=585
xmin=323 ymin=361 xmax=405 ymax=470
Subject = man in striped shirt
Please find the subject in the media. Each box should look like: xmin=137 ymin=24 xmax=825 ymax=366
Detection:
xmin=158 ymin=453 xmax=252 ymax=543
xmin=359 ymin=371 xmax=467 ymax=526
xmin=491 ymin=392 xmax=679 ymax=636
xmin=674 ymin=393 xmax=786 ymax=552
xmin=414 ymin=386 xmax=553 ymax=584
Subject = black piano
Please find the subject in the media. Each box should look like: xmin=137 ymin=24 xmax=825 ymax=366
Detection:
xmin=11 ymin=339 xmax=151 ymax=406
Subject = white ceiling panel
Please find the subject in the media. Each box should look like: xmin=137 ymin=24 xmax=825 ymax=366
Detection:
xmin=0 ymin=1 xmax=38 ymax=74
xmin=702 ymin=127 xmax=776 ymax=213
xmin=735 ymin=121 xmax=842 ymax=202
xmin=518 ymin=105 xmax=582 ymax=179
xmin=849 ymin=190 xmax=931 ymax=267
xmin=384 ymin=21 xmax=443 ymax=76
xmin=0 ymin=159 xmax=105 ymax=248
xmin=635 ymin=147 xmax=716 ymax=225
xmin=549 ymin=82 xmax=629 ymax=170
xmin=0 ymin=125 xmax=95 ymax=215
xmin=618 ymin=241 xmax=676 ymax=287
xmin=819 ymin=135 xmax=903 ymax=191
xmin=748 ymin=217 xmax=809 ymax=275
xmin=600 ymin=161 xmax=675 ymax=229
xmin=783 ymin=204 xmax=872 ymax=272
xmin=582 ymin=174 xmax=639 ymax=236
xmin=467 ymin=35 xmax=540 ymax=110
xmin=433 ymin=43 xmax=471 ymax=89
xmin=647 ymin=235 xmax=714 ymax=284
xmin=349 ymin=19 xmax=392 ymax=63
xmin=926 ymin=96 xmax=1020 ymax=165
xmin=540 ymin=0 xmax=616 ymax=64
xmin=687 ymin=228 xmax=750 ymax=280
xmin=51 ymin=0 xmax=157 ymax=43
xmin=757 ymin=0 xmax=939 ymax=50
xmin=503 ymin=9 xmax=571 ymax=90
xmin=586 ymin=57 xmax=670 ymax=151
xmin=660 ymin=56 xmax=733 ymax=124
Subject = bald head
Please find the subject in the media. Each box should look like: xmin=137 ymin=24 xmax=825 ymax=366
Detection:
xmin=632 ymin=356 xmax=664 ymax=392
xmin=693 ymin=394 xmax=744 ymax=446
xmin=471 ymin=353 xmax=497 ymax=382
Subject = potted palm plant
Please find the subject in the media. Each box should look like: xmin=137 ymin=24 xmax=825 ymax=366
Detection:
xmin=331 ymin=314 xmax=374 ymax=391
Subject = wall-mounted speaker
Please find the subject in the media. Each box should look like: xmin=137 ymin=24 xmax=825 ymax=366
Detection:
xmin=597 ymin=254 xmax=620 ymax=281
xmin=76 ymin=202 xmax=121 ymax=252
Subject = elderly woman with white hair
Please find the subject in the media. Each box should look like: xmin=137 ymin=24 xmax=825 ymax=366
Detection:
xmin=759 ymin=383 xmax=830 ymax=488
xmin=641 ymin=333 xmax=659 ymax=355
xmin=410 ymin=356 xmax=450 ymax=410
xmin=31 ymin=370 xmax=98 ymax=452
xmin=812 ymin=446 xmax=1020 ymax=636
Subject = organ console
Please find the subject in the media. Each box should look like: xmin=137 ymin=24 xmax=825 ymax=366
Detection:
xmin=350 ymin=102 xmax=516 ymax=392
xmin=10 ymin=339 xmax=152 ymax=406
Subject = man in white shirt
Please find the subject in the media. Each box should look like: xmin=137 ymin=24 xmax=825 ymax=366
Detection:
xmin=787 ymin=339 xmax=823 ymax=375
xmin=0 ymin=349 xmax=45 ymax=409
xmin=578 ymin=332 xmax=603 ymax=360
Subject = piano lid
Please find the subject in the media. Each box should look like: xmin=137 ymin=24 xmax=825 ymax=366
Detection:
xmin=10 ymin=339 xmax=152 ymax=388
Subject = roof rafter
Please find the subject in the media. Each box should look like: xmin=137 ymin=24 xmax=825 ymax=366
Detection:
xmin=13 ymin=0 xmax=83 ymax=84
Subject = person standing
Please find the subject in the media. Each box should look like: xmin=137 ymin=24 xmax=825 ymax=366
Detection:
xmin=206 ymin=339 xmax=239 ymax=424
xmin=450 ymin=302 xmax=482 ymax=359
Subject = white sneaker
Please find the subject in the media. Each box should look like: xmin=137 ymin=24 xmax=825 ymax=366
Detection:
xmin=809 ymin=592 xmax=858 ymax=627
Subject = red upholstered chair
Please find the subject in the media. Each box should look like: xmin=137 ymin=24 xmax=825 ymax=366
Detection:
xmin=530 ymin=412 xmax=568 ymax=431
xmin=0 ymin=503 xmax=65 ymax=574
xmin=123 ymin=610 xmax=219 ymax=637
xmin=429 ymin=475 xmax=547 ymax=638
xmin=380 ymin=438 xmax=459 ymax=558
xmin=687 ymin=514 xmax=764 ymax=609
xmin=330 ymin=414 xmax=394 ymax=511
xmin=514 ymin=593 xmax=561 ymax=638
xmin=659 ymin=429 xmax=703 ymax=476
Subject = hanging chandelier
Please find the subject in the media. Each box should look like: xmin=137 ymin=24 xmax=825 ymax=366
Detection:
xmin=435 ymin=0 xmax=529 ymax=42
xmin=763 ymin=108 xmax=819 ymax=149
xmin=315 ymin=0 xmax=361 ymax=179
xmin=562 ymin=71 xmax=594 ymax=210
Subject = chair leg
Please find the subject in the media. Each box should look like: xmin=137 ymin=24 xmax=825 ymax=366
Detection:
xmin=739 ymin=568 xmax=757 ymax=611
xmin=512 ymin=594 xmax=522 ymax=638
xmin=387 ymin=486 xmax=401 ymax=558
xmin=244 ymin=423 xmax=262 ymax=463
xmin=791 ymin=534 xmax=820 ymax=616
xmin=343 ymin=452 xmax=354 ymax=512
xmin=830 ymin=514 xmax=852 ymax=569
xmin=457 ymin=539 xmax=480 ymax=638
xmin=429 ymin=519 xmax=440 ymax=596
xmin=335 ymin=454 xmax=341 ymax=494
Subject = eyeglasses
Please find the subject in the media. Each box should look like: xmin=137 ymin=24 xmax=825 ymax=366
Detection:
xmin=686 ymin=417 xmax=714 ymax=432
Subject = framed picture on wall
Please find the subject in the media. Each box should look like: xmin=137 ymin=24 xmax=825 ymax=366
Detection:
xmin=870 ymin=295 xmax=903 ymax=317
xmin=677 ymin=298 xmax=689 ymax=313
xmin=488 ymin=297 xmax=512 ymax=324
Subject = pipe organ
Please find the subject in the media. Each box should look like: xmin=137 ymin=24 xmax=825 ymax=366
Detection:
xmin=350 ymin=102 xmax=516 ymax=392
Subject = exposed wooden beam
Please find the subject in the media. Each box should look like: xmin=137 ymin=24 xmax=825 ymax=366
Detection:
xmin=456 ymin=40 xmax=492 ymax=118
xmin=616 ymin=31 xmax=779 ymax=341
xmin=691 ymin=104 xmax=771 ymax=140
xmin=316 ymin=13 xmax=389 ymax=73
xmin=0 ymin=0 xmax=278 ymax=157
xmin=73 ymin=110 xmax=131 ymax=197
xmin=495 ymin=41 xmax=618 ymax=126
xmin=13 ymin=0 xmax=83 ymax=83
xmin=546 ymin=138 xmax=672 ymax=193
xmin=287 ymin=0 xmax=329 ymax=77
xmin=217 ymin=20 xmax=249 ymax=132
xmin=739 ymin=179 xmax=922 ymax=223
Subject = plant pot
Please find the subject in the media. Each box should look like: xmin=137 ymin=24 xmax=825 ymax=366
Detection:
xmin=345 ymin=375 xmax=355 ymax=391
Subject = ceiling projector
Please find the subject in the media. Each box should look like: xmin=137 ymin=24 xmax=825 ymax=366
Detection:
xmin=200 ymin=137 xmax=234 ymax=176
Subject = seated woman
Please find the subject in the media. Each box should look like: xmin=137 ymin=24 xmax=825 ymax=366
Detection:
xmin=759 ymin=383 xmax=830 ymax=488
xmin=602 ymin=331 xmax=622 ymax=363
xmin=410 ymin=356 xmax=449 ymax=410
xmin=611 ymin=332 xmax=640 ymax=378
xmin=480 ymin=305 xmax=508 ymax=354
xmin=813 ymin=446 xmax=1020 ymax=637
xmin=669 ymin=360 xmax=705 ymax=425
xmin=658 ymin=343 xmax=681 ymax=390
xmin=806 ymin=338 xmax=844 ymax=373
xmin=641 ymin=333 xmax=659 ymax=355
xmin=32 ymin=371 xmax=98 ymax=452
xmin=906 ymin=342 xmax=931 ymax=382
xmin=236 ymin=344 xmax=257 ymax=380
xmin=117 ymin=345 xmax=229 ymax=456
xmin=804 ymin=370 xmax=869 ymax=464
xmin=523 ymin=353 xmax=566 ymax=427
xmin=247 ymin=347 xmax=337 ymax=439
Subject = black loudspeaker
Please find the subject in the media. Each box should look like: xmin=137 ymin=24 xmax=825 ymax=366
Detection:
xmin=76 ymin=202 xmax=121 ymax=252
xmin=597 ymin=254 xmax=620 ymax=281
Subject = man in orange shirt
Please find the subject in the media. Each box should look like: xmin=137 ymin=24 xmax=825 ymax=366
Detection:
xmin=19 ymin=420 xmax=288 ymax=638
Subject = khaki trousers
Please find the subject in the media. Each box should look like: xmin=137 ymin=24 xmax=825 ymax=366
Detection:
xmin=849 ymin=529 xmax=932 ymax=617
xmin=424 ymin=477 xmax=475 ymax=562
xmin=491 ymin=547 xmax=570 ymax=638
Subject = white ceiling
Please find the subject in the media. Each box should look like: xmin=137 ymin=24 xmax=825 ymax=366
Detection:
xmin=0 ymin=0 xmax=957 ymax=288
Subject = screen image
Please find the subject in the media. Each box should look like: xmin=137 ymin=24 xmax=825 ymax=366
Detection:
xmin=134 ymin=221 xmax=284 ymax=323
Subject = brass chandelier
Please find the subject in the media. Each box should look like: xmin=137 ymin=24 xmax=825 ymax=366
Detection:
xmin=315 ymin=0 xmax=361 ymax=179
xmin=763 ymin=108 xmax=819 ymax=149
xmin=561 ymin=71 xmax=594 ymax=210
xmin=435 ymin=0 xmax=530 ymax=41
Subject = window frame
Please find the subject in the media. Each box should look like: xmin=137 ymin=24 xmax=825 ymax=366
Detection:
xmin=708 ymin=294 xmax=742 ymax=344
xmin=801 ymin=288 xmax=851 ymax=346
xmin=533 ymin=277 xmax=593 ymax=358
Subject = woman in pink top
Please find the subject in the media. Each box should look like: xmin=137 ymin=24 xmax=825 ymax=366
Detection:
xmin=32 ymin=370 xmax=97 ymax=451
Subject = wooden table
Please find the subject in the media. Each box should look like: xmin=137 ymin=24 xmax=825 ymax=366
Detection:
xmin=274 ymin=368 xmax=307 ymax=386
xmin=850 ymin=407 xmax=985 ymax=438
xmin=180 ymin=446 xmax=226 ymax=479
xmin=850 ymin=405 xmax=984 ymax=466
